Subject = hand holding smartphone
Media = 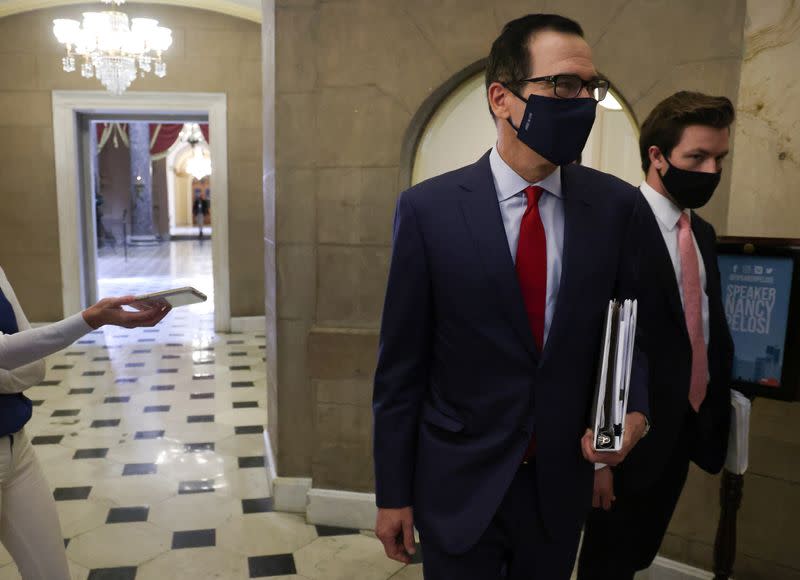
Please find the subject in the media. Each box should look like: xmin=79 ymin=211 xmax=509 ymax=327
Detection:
xmin=131 ymin=287 xmax=207 ymax=310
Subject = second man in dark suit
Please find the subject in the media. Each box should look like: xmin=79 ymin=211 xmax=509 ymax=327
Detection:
xmin=578 ymin=91 xmax=736 ymax=579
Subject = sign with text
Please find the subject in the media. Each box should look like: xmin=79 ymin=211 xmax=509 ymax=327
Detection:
xmin=719 ymin=255 xmax=794 ymax=388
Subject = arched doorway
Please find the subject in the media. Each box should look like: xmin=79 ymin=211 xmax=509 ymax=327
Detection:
xmin=169 ymin=141 xmax=213 ymax=237
xmin=406 ymin=67 xmax=643 ymax=188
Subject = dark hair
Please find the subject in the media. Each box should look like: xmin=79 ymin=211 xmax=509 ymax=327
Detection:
xmin=485 ymin=14 xmax=584 ymax=117
xmin=639 ymin=91 xmax=735 ymax=172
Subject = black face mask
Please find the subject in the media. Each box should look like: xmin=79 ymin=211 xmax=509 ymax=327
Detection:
xmin=506 ymin=90 xmax=597 ymax=166
xmin=658 ymin=156 xmax=721 ymax=209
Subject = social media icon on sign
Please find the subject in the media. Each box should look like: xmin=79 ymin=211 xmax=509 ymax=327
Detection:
xmin=754 ymin=266 xmax=764 ymax=275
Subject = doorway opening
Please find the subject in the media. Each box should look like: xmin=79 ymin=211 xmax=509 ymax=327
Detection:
xmin=86 ymin=116 xmax=214 ymax=318
xmin=52 ymin=91 xmax=230 ymax=331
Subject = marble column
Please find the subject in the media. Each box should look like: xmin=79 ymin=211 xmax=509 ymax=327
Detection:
xmin=128 ymin=122 xmax=158 ymax=245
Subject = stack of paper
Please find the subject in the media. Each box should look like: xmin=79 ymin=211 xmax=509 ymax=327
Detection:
xmin=725 ymin=390 xmax=751 ymax=475
xmin=591 ymin=299 xmax=638 ymax=452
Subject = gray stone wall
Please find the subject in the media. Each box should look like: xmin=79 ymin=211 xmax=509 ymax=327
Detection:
xmin=272 ymin=0 xmax=746 ymax=498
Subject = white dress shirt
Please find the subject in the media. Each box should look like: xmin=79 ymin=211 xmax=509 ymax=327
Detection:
xmin=639 ymin=181 xmax=710 ymax=346
xmin=0 ymin=267 xmax=92 ymax=389
xmin=489 ymin=147 xmax=565 ymax=346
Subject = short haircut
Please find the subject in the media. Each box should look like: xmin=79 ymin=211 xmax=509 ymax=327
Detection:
xmin=639 ymin=91 xmax=735 ymax=172
xmin=485 ymin=14 xmax=584 ymax=116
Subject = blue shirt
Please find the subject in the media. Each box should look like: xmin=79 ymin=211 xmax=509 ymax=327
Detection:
xmin=0 ymin=287 xmax=32 ymax=437
xmin=489 ymin=147 xmax=565 ymax=346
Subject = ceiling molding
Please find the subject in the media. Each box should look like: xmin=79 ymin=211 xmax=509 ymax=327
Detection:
xmin=0 ymin=0 xmax=261 ymax=23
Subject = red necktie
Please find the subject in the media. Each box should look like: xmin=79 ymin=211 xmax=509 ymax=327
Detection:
xmin=516 ymin=185 xmax=547 ymax=350
xmin=516 ymin=185 xmax=547 ymax=461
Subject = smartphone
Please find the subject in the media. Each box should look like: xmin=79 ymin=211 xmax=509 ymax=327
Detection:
xmin=132 ymin=287 xmax=207 ymax=308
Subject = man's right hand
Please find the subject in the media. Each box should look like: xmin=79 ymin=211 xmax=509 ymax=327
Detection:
xmin=375 ymin=506 xmax=416 ymax=564
xmin=593 ymin=465 xmax=615 ymax=511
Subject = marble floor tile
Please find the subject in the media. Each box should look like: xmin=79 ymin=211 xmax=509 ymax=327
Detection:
xmin=149 ymin=492 xmax=240 ymax=532
xmin=55 ymin=498 xmax=112 ymax=538
xmin=294 ymin=535 xmax=405 ymax=580
xmin=2 ymin=241 xmax=425 ymax=579
xmin=136 ymin=546 xmax=247 ymax=580
xmin=217 ymin=513 xmax=319 ymax=557
xmin=67 ymin=522 xmax=171 ymax=569
xmin=90 ymin=474 xmax=177 ymax=507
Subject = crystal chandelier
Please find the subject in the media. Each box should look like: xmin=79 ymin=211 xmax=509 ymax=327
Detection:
xmin=53 ymin=0 xmax=172 ymax=95
xmin=186 ymin=146 xmax=213 ymax=181
xmin=180 ymin=123 xmax=212 ymax=180
xmin=178 ymin=123 xmax=205 ymax=144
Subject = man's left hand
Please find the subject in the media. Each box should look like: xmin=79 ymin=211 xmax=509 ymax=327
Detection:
xmin=581 ymin=411 xmax=647 ymax=466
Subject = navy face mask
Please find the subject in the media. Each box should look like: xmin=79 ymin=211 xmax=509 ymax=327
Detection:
xmin=658 ymin=156 xmax=721 ymax=210
xmin=506 ymin=91 xmax=597 ymax=166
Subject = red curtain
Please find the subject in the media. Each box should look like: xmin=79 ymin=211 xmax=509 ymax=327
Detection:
xmin=95 ymin=122 xmax=206 ymax=154
xmin=149 ymin=123 xmax=184 ymax=157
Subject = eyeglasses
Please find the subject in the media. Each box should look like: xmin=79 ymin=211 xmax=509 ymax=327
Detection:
xmin=516 ymin=74 xmax=610 ymax=101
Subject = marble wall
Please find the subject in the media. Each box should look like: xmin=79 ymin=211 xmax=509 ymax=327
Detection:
xmin=728 ymin=0 xmax=800 ymax=237
xmin=272 ymin=1 xmax=800 ymax=577
xmin=661 ymin=2 xmax=800 ymax=578
xmin=270 ymin=0 xmax=746 ymax=497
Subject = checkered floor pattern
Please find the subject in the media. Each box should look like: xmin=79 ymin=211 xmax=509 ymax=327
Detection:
xmin=0 ymin=242 xmax=424 ymax=580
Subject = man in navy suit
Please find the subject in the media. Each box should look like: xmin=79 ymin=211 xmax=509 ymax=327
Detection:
xmin=578 ymin=91 xmax=736 ymax=580
xmin=373 ymin=14 xmax=650 ymax=579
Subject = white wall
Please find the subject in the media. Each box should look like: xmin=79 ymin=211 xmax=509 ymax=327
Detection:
xmin=582 ymin=105 xmax=644 ymax=186
xmin=412 ymin=73 xmax=497 ymax=185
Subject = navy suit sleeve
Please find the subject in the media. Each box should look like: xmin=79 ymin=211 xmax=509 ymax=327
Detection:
xmin=373 ymin=191 xmax=433 ymax=509
xmin=616 ymin=191 xmax=650 ymax=421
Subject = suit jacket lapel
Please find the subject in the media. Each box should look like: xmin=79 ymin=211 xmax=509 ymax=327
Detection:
xmin=457 ymin=152 xmax=538 ymax=358
xmin=691 ymin=213 xmax=715 ymax=296
xmin=539 ymin=164 xmax=593 ymax=365
xmin=640 ymin=194 xmax=689 ymax=339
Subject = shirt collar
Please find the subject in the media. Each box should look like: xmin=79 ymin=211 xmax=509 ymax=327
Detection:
xmin=490 ymin=146 xmax=562 ymax=203
xmin=639 ymin=180 xmax=690 ymax=231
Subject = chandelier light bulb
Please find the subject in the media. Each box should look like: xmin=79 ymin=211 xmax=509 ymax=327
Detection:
xmin=53 ymin=1 xmax=171 ymax=95
xmin=186 ymin=145 xmax=212 ymax=181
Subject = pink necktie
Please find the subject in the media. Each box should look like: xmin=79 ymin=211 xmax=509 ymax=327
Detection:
xmin=678 ymin=213 xmax=708 ymax=411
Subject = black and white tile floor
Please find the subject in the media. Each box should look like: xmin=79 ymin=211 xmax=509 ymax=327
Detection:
xmin=0 ymin=242 xmax=425 ymax=580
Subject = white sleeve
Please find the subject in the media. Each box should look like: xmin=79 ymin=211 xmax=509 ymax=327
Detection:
xmin=0 ymin=314 xmax=92 ymax=374
xmin=0 ymin=268 xmax=92 ymax=383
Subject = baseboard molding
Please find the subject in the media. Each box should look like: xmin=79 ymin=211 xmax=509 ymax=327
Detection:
xmin=263 ymin=464 xmax=714 ymax=579
xmin=230 ymin=316 xmax=265 ymax=333
xmin=262 ymin=429 xmax=277 ymax=496
xmin=262 ymin=429 xmax=313 ymax=513
xmin=641 ymin=556 xmax=714 ymax=579
xmin=307 ymin=488 xmax=377 ymax=531
xmin=265 ymin=460 xmax=376 ymax=530
xmin=272 ymin=477 xmax=312 ymax=513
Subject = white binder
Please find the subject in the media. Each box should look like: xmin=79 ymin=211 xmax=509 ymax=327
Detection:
xmin=725 ymin=390 xmax=751 ymax=475
xmin=590 ymin=299 xmax=638 ymax=452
